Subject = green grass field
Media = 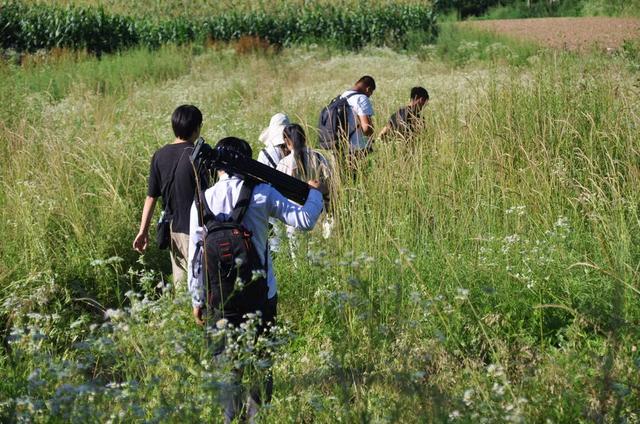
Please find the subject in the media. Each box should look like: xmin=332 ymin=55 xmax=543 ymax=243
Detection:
xmin=1 ymin=23 xmax=639 ymax=422
xmin=480 ymin=0 xmax=640 ymax=19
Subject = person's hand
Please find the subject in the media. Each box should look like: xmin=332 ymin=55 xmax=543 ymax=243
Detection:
xmin=132 ymin=231 xmax=149 ymax=253
xmin=193 ymin=306 xmax=204 ymax=325
xmin=307 ymin=179 xmax=321 ymax=189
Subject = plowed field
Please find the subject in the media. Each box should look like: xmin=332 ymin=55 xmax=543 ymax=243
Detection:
xmin=461 ymin=17 xmax=640 ymax=51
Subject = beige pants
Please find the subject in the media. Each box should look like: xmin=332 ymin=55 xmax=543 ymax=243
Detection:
xmin=169 ymin=230 xmax=190 ymax=289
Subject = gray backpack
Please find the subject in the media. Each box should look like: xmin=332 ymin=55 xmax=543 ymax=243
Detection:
xmin=317 ymin=92 xmax=357 ymax=149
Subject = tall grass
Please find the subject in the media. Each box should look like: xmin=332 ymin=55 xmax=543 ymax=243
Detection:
xmin=1 ymin=39 xmax=639 ymax=421
xmin=480 ymin=0 xmax=640 ymax=19
xmin=0 ymin=44 xmax=198 ymax=128
xmin=432 ymin=22 xmax=540 ymax=66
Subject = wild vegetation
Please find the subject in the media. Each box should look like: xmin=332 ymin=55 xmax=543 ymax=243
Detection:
xmin=436 ymin=0 xmax=640 ymax=19
xmin=1 ymin=13 xmax=639 ymax=424
xmin=479 ymin=0 xmax=640 ymax=20
xmin=1 ymin=0 xmax=437 ymax=54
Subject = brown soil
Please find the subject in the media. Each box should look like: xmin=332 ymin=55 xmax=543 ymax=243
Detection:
xmin=460 ymin=17 xmax=640 ymax=51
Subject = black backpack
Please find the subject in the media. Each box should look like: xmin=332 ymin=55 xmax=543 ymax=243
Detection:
xmin=200 ymin=180 xmax=268 ymax=322
xmin=317 ymin=92 xmax=357 ymax=149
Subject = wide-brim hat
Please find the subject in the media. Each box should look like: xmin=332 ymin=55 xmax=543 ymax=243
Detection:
xmin=259 ymin=113 xmax=290 ymax=147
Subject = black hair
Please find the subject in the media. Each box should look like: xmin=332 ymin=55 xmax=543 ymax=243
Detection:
xmin=283 ymin=124 xmax=307 ymax=176
xmin=356 ymin=75 xmax=376 ymax=91
xmin=214 ymin=137 xmax=252 ymax=175
xmin=215 ymin=137 xmax=253 ymax=158
xmin=410 ymin=86 xmax=429 ymax=101
xmin=171 ymin=105 xmax=203 ymax=140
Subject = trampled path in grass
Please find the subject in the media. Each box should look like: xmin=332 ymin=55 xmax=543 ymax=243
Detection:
xmin=38 ymin=48 xmax=497 ymax=152
xmin=461 ymin=17 xmax=640 ymax=51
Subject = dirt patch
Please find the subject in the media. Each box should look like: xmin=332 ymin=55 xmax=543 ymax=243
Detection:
xmin=460 ymin=17 xmax=640 ymax=51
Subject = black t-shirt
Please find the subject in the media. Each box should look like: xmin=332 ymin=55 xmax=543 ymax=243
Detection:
xmin=388 ymin=106 xmax=422 ymax=138
xmin=147 ymin=142 xmax=208 ymax=234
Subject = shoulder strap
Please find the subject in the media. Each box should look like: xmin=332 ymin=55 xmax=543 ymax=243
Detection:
xmin=230 ymin=180 xmax=255 ymax=224
xmin=261 ymin=148 xmax=278 ymax=168
xmin=201 ymin=180 xmax=256 ymax=227
xmin=330 ymin=92 xmax=357 ymax=143
xmin=340 ymin=91 xmax=359 ymax=100
xmin=200 ymin=189 xmax=215 ymax=225
xmin=161 ymin=154 xmax=181 ymax=213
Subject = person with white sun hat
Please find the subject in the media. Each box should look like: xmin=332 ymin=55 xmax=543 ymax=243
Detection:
xmin=257 ymin=112 xmax=291 ymax=169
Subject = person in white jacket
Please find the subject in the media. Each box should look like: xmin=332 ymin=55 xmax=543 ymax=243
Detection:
xmin=277 ymin=123 xmax=334 ymax=255
xmin=257 ymin=113 xmax=292 ymax=253
xmin=277 ymin=123 xmax=332 ymax=207
xmin=187 ymin=137 xmax=323 ymax=423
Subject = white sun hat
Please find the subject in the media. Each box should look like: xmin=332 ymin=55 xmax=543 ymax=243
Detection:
xmin=259 ymin=113 xmax=290 ymax=147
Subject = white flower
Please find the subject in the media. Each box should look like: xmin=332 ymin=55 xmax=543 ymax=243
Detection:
xmin=251 ymin=269 xmax=266 ymax=281
xmin=449 ymin=410 xmax=461 ymax=420
xmin=322 ymin=216 xmax=335 ymax=239
xmin=554 ymin=216 xmax=570 ymax=230
xmin=487 ymin=363 xmax=505 ymax=378
xmin=504 ymin=234 xmax=520 ymax=244
xmin=505 ymin=205 xmax=526 ymax=216
xmin=492 ymin=383 xmax=506 ymax=396
xmin=463 ymin=388 xmax=474 ymax=406
xmin=455 ymin=288 xmax=469 ymax=301
xmin=216 ymin=319 xmax=228 ymax=329
xmin=104 ymin=309 xmax=125 ymax=321
xmin=235 ymin=278 xmax=245 ymax=290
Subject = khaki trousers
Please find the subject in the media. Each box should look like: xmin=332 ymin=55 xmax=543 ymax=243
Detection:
xmin=169 ymin=230 xmax=190 ymax=289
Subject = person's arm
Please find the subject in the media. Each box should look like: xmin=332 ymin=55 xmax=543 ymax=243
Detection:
xmin=353 ymin=94 xmax=374 ymax=137
xmin=187 ymin=199 xmax=206 ymax=325
xmin=378 ymin=123 xmax=391 ymax=140
xmin=133 ymin=196 xmax=157 ymax=252
xmin=358 ymin=114 xmax=374 ymax=137
xmin=315 ymin=154 xmax=332 ymax=198
xmin=267 ymin=181 xmax=323 ymax=230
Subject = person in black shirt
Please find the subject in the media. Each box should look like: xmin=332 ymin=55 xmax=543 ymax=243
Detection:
xmin=379 ymin=86 xmax=429 ymax=140
xmin=133 ymin=105 xmax=208 ymax=288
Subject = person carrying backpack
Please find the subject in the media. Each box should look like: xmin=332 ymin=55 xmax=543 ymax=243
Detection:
xmin=187 ymin=137 xmax=323 ymax=423
xmin=318 ymin=76 xmax=376 ymax=158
